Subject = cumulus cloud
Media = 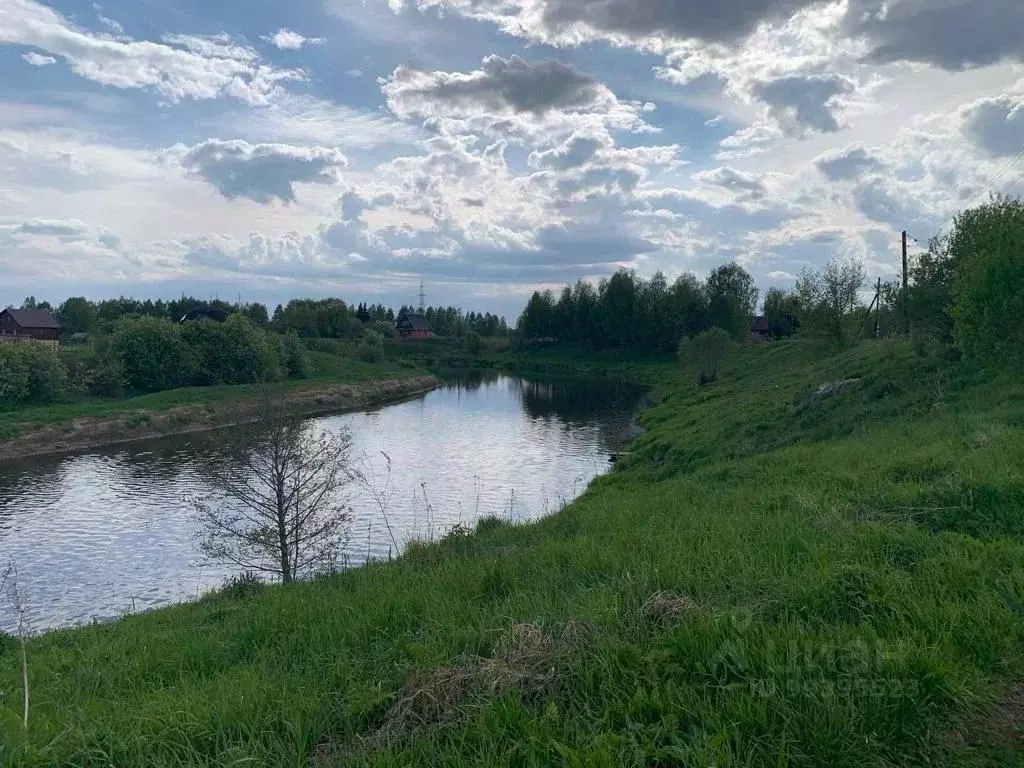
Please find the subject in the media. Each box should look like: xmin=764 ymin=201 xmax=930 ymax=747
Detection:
xmin=844 ymin=0 xmax=1024 ymax=71
xmin=175 ymin=139 xmax=348 ymax=203
xmin=528 ymin=134 xmax=604 ymax=169
xmin=384 ymin=55 xmax=610 ymax=119
xmin=752 ymin=74 xmax=853 ymax=135
xmin=960 ymin=95 xmax=1024 ymax=158
xmin=21 ymin=51 xmax=56 ymax=66
xmin=13 ymin=218 xmax=90 ymax=238
xmin=0 ymin=0 xmax=303 ymax=104
xmin=694 ymin=166 xmax=768 ymax=200
xmin=814 ymin=145 xmax=885 ymax=181
xmin=262 ymin=28 xmax=326 ymax=50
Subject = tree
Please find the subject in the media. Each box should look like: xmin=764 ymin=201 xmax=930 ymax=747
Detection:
xmin=109 ymin=316 xmax=193 ymax=392
xmin=678 ymin=327 xmax=732 ymax=384
xmin=763 ymin=288 xmax=799 ymax=338
xmin=464 ymin=330 xmax=482 ymax=355
xmin=705 ymin=263 xmax=758 ymax=340
xmin=949 ymin=196 xmax=1024 ymax=364
xmin=56 ymin=297 xmax=95 ymax=336
xmin=795 ymin=258 xmax=866 ymax=344
xmin=193 ymin=405 xmax=355 ymax=582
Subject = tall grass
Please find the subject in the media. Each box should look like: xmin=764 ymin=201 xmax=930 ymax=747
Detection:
xmin=2 ymin=340 xmax=1023 ymax=766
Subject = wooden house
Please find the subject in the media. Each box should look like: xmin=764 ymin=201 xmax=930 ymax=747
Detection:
xmin=395 ymin=310 xmax=433 ymax=340
xmin=0 ymin=307 xmax=61 ymax=347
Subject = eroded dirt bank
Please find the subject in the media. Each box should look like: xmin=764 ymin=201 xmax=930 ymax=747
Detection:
xmin=0 ymin=375 xmax=440 ymax=462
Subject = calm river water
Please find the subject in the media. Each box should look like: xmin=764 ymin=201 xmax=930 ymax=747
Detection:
xmin=0 ymin=374 xmax=644 ymax=632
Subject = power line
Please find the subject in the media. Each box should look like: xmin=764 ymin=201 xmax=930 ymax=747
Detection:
xmin=965 ymin=144 xmax=1024 ymax=209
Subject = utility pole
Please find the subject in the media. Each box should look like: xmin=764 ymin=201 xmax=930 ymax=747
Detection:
xmin=902 ymin=230 xmax=910 ymax=335
xmin=417 ymin=277 xmax=426 ymax=314
xmin=875 ymin=277 xmax=882 ymax=338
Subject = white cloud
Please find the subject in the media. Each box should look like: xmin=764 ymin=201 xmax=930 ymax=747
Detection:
xmin=262 ymin=28 xmax=326 ymax=50
xmin=959 ymin=95 xmax=1024 ymax=157
xmin=0 ymin=0 xmax=304 ymax=104
xmin=21 ymin=51 xmax=56 ymax=66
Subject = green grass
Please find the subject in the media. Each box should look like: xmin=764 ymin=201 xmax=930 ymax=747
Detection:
xmin=0 ymin=354 xmax=421 ymax=438
xmin=3 ymin=340 xmax=1024 ymax=766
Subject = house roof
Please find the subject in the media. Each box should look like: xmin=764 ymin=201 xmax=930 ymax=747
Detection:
xmin=2 ymin=307 xmax=60 ymax=329
xmin=752 ymin=316 xmax=770 ymax=333
xmin=397 ymin=312 xmax=431 ymax=331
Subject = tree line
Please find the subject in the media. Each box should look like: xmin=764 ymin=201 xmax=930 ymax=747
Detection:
xmin=516 ymin=194 xmax=1024 ymax=369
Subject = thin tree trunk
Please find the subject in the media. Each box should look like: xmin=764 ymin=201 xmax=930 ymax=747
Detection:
xmin=276 ymin=471 xmax=291 ymax=582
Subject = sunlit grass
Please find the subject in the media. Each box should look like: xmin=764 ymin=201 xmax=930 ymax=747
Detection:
xmin=2 ymin=340 xmax=1023 ymax=766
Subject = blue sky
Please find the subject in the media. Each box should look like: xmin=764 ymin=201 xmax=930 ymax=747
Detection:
xmin=1 ymin=0 xmax=1022 ymax=318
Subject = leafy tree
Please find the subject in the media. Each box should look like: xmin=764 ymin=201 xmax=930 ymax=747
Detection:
xmin=279 ymin=331 xmax=311 ymax=379
xmin=464 ymin=330 xmax=482 ymax=355
xmin=763 ymin=288 xmax=799 ymax=338
xmin=705 ymin=263 xmax=758 ymax=341
xmin=56 ymin=297 xmax=95 ymax=336
xmin=949 ymin=196 xmax=1024 ymax=364
xmin=795 ymin=258 xmax=866 ymax=344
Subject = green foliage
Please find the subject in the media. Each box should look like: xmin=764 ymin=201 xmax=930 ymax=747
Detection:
xmin=369 ymin=319 xmax=397 ymax=340
xmin=678 ymin=326 xmax=732 ymax=384
xmin=518 ymin=266 xmax=757 ymax=352
xmin=56 ymin=296 xmax=95 ymax=336
xmin=0 ymin=342 xmax=67 ymax=406
xmin=948 ymin=197 xmax=1024 ymax=365
xmin=763 ymin=287 xmax=799 ymax=338
xmin=87 ymin=358 xmax=127 ymax=398
xmin=180 ymin=315 xmax=275 ymax=386
xmin=109 ymin=316 xmax=192 ymax=393
xmin=357 ymin=331 xmax=385 ymax=363
xmin=464 ymin=330 xmax=482 ymax=355
xmin=280 ymin=331 xmax=312 ymax=379
xmin=795 ymin=258 xmax=866 ymax=344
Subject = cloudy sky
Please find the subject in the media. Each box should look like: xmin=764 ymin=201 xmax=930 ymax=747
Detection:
xmin=1 ymin=0 xmax=1021 ymax=317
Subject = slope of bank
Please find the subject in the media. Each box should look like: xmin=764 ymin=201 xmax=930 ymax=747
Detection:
xmin=0 ymin=369 xmax=438 ymax=461
xmin=3 ymin=340 xmax=1024 ymax=766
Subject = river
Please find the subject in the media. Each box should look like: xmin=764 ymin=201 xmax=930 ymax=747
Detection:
xmin=0 ymin=374 xmax=644 ymax=632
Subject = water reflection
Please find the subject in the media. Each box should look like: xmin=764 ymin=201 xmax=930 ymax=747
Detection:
xmin=0 ymin=375 xmax=644 ymax=632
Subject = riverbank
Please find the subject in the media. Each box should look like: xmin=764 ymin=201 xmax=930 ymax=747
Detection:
xmin=0 ymin=374 xmax=439 ymax=462
xmin=3 ymin=340 xmax=1024 ymax=766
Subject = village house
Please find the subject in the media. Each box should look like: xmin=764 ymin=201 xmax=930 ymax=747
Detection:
xmin=0 ymin=307 xmax=61 ymax=348
xmin=395 ymin=309 xmax=433 ymax=340
xmin=751 ymin=316 xmax=770 ymax=342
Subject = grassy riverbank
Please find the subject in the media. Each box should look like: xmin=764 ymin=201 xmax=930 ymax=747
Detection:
xmin=3 ymin=340 xmax=1024 ymax=766
xmin=0 ymin=352 xmax=426 ymax=455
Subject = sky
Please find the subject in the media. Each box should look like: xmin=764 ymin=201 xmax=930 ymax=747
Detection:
xmin=0 ymin=0 xmax=1022 ymax=319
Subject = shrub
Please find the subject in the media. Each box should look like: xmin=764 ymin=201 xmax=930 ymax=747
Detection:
xmin=109 ymin=316 xmax=192 ymax=393
xmin=87 ymin=358 xmax=127 ymax=398
xmin=180 ymin=315 xmax=275 ymax=386
xmin=0 ymin=343 xmax=67 ymax=406
xmin=280 ymin=331 xmax=311 ymax=379
xmin=358 ymin=331 xmax=384 ymax=363
xmin=949 ymin=197 xmax=1024 ymax=366
xmin=464 ymin=330 xmax=483 ymax=356
xmin=369 ymin=320 xmax=396 ymax=340
xmin=678 ymin=327 xmax=732 ymax=384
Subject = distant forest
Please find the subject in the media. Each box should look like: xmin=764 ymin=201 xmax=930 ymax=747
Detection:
xmin=14 ymin=295 xmax=509 ymax=340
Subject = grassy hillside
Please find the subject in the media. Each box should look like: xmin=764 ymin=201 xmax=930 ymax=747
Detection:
xmin=3 ymin=340 xmax=1024 ymax=766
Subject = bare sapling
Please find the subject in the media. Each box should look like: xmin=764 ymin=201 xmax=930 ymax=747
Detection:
xmin=2 ymin=561 xmax=31 ymax=731
xmin=192 ymin=394 xmax=355 ymax=583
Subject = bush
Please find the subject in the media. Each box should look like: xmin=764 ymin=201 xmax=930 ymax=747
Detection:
xmin=949 ymin=197 xmax=1024 ymax=366
xmin=180 ymin=315 xmax=275 ymax=386
xmin=109 ymin=316 xmax=192 ymax=393
xmin=369 ymin=320 xmax=396 ymax=340
xmin=678 ymin=327 xmax=732 ymax=384
xmin=464 ymin=330 xmax=482 ymax=355
xmin=87 ymin=358 xmax=127 ymax=398
xmin=357 ymin=331 xmax=384 ymax=363
xmin=280 ymin=331 xmax=311 ymax=379
xmin=0 ymin=343 xmax=67 ymax=406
